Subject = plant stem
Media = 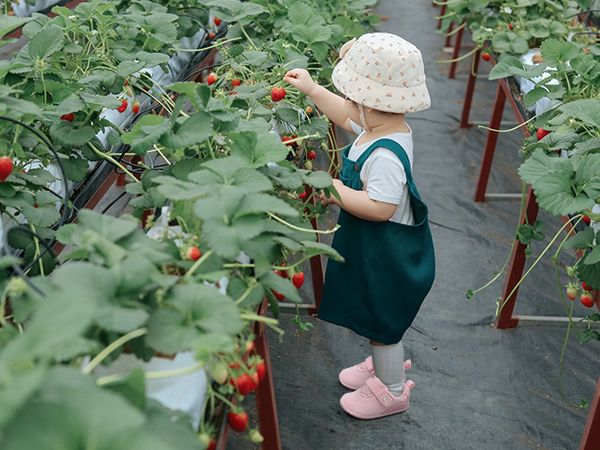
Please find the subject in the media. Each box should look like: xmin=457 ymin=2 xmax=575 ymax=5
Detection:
xmin=266 ymin=211 xmax=339 ymax=234
xmin=557 ymin=300 xmax=585 ymax=408
xmin=81 ymin=327 xmax=147 ymax=375
xmin=184 ymin=250 xmax=214 ymax=278
xmin=87 ymin=142 xmax=140 ymax=183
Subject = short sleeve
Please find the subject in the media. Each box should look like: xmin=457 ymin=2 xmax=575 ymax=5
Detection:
xmin=361 ymin=148 xmax=407 ymax=205
xmin=350 ymin=120 xmax=363 ymax=135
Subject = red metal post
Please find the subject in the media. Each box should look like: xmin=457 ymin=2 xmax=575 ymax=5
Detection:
xmin=255 ymin=299 xmax=283 ymax=450
xmin=448 ymin=22 xmax=465 ymax=79
xmin=474 ymin=81 xmax=506 ymax=202
xmin=459 ymin=49 xmax=481 ymax=129
xmin=495 ymin=186 xmax=539 ymax=329
xmin=580 ymin=377 xmax=600 ymax=450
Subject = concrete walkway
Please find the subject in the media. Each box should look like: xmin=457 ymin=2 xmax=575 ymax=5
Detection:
xmin=226 ymin=1 xmax=600 ymax=449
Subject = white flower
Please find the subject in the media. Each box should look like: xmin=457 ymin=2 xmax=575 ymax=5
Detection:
xmin=90 ymin=30 xmax=98 ymax=35
xmin=570 ymin=119 xmax=575 ymax=124
xmin=485 ymin=27 xmax=493 ymax=32
xmin=503 ymin=6 xmax=512 ymax=14
xmin=68 ymin=15 xmax=76 ymax=19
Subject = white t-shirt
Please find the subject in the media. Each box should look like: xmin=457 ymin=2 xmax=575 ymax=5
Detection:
xmin=348 ymin=121 xmax=415 ymax=225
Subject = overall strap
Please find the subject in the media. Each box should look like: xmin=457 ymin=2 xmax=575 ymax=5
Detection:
xmin=354 ymin=138 xmax=422 ymax=199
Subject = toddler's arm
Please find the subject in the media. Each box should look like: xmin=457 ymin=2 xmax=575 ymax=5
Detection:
xmin=321 ymin=179 xmax=397 ymax=222
xmin=283 ymin=69 xmax=354 ymax=133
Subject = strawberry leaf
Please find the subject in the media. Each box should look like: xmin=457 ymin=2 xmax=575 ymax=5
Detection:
xmin=575 ymin=154 xmax=600 ymax=199
xmin=518 ymin=149 xmax=573 ymax=185
xmin=533 ymin=170 xmax=594 ymax=216
xmin=564 ymin=226 xmax=595 ymax=250
xmin=27 ymin=26 xmax=64 ymax=61
xmin=49 ymin=121 xmax=95 ymax=147
xmin=228 ymin=131 xmax=288 ymax=167
xmin=558 ymin=99 xmax=600 ymax=128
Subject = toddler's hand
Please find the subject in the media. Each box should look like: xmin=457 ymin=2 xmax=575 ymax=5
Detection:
xmin=283 ymin=69 xmax=318 ymax=96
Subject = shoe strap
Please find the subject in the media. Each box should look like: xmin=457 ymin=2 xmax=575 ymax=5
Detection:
xmin=365 ymin=377 xmax=396 ymax=408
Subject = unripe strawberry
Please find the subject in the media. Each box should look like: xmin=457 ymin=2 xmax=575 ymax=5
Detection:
xmin=304 ymin=160 xmax=312 ymax=170
xmin=210 ymin=362 xmax=228 ymax=385
xmin=306 ymin=106 xmax=313 ymax=114
xmin=566 ymin=284 xmax=579 ymax=301
xmin=131 ymin=99 xmax=140 ymax=114
xmin=249 ymin=429 xmax=264 ymax=444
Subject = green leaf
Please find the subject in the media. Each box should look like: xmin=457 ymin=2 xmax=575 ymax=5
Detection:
xmin=103 ymin=367 xmax=146 ymax=410
xmin=159 ymin=112 xmax=213 ymax=149
xmin=167 ymin=82 xmax=210 ymax=112
xmin=564 ymin=226 xmax=595 ymax=249
xmin=228 ymin=131 xmax=289 ymax=167
xmin=575 ymin=154 xmax=600 ymax=199
xmin=579 ymin=329 xmax=600 ymax=343
xmin=80 ymin=94 xmax=122 ymax=109
xmin=300 ymin=240 xmax=344 ymax=262
xmin=27 ymin=26 xmax=64 ymax=60
xmin=287 ymin=2 xmax=314 ymax=25
xmin=301 ymin=170 xmax=333 ymax=189
xmin=518 ymin=149 xmax=573 ymax=185
xmin=235 ymin=193 xmax=300 ymax=219
xmin=488 ymin=56 xmax=546 ymax=80
xmin=559 ymin=99 xmax=600 ymax=127
xmin=55 ymin=97 xmax=86 ymax=116
xmin=96 ymin=304 xmax=149 ymax=333
xmin=60 ymin=154 xmax=89 ymax=182
xmin=275 ymin=107 xmax=301 ymax=127
xmin=584 ymin=245 xmax=600 ymax=265
xmin=207 ymin=0 xmax=265 ymax=22
xmin=533 ymin=170 xmax=594 ymax=216
xmin=540 ymin=39 xmax=579 ymax=68
xmin=49 ymin=121 xmax=95 ymax=147
xmin=0 ymin=15 xmax=31 ymax=41
xmin=77 ymin=209 xmax=139 ymax=242
xmin=259 ymin=270 xmax=302 ymax=303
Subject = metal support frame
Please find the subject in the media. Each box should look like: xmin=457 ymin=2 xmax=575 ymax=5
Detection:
xmin=580 ymin=377 xmax=600 ymax=450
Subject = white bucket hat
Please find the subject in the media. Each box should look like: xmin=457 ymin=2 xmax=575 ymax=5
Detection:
xmin=332 ymin=32 xmax=431 ymax=114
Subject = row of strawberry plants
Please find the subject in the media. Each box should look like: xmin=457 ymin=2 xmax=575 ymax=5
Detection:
xmin=437 ymin=1 xmax=600 ymax=408
xmin=0 ymin=0 xmax=379 ymax=447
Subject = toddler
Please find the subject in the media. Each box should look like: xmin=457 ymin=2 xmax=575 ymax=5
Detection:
xmin=284 ymin=32 xmax=435 ymax=420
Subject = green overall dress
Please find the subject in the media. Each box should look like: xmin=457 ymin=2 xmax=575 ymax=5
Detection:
xmin=318 ymin=138 xmax=435 ymax=345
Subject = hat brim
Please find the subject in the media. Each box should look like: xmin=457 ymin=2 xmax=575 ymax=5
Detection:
xmin=332 ymin=59 xmax=431 ymax=114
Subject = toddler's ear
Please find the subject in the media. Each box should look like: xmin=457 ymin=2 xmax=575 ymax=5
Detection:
xmin=339 ymin=38 xmax=357 ymax=59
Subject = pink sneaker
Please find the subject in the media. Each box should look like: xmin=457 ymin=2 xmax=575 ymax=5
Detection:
xmin=339 ymin=357 xmax=412 ymax=390
xmin=340 ymin=377 xmax=415 ymax=420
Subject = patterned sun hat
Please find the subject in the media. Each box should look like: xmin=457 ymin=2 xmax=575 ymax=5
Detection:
xmin=332 ymin=32 xmax=431 ymax=114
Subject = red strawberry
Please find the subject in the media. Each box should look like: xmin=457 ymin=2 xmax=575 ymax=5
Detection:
xmin=131 ymin=99 xmax=140 ymax=114
xmin=187 ymin=246 xmax=201 ymax=261
xmin=298 ymin=190 xmax=307 ymax=200
xmin=271 ymin=87 xmax=286 ymax=102
xmin=307 ymin=150 xmax=316 ymax=160
xmin=229 ymin=373 xmax=255 ymax=396
xmin=582 ymin=281 xmax=592 ymax=291
xmin=581 ymin=291 xmax=595 ymax=308
xmin=206 ymin=73 xmax=217 ymax=86
xmin=508 ymin=24 xmax=514 ymax=30
xmin=272 ymin=290 xmax=285 ymax=301
xmin=279 ymin=263 xmax=288 ymax=279
xmin=292 ymin=272 xmax=305 ymax=289
xmin=582 ymin=215 xmax=591 ymax=226
xmin=537 ymin=127 xmax=550 ymax=140
xmin=60 ymin=113 xmax=74 ymax=122
xmin=567 ymin=284 xmax=579 ymax=301
xmin=209 ymin=32 xmax=216 ymax=39
xmin=254 ymin=361 xmax=266 ymax=381
xmin=227 ymin=411 xmax=248 ymax=432
xmin=282 ymin=136 xmax=294 ymax=146
xmin=125 ymin=80 xmax=129 ymax=86
xmin=232 ymin=78 xmax=241 ymax=87
xmin=306 ymin=106 xmax=313 ymax=114
xmin=0 ymin=157 xmax=13 ymax=182
xmin=481 ymin=53 xmax=490 ymax=61
xmin=214 ymin=17 xmax=222 ymax=26
xmin=117 ymin=99 xmax=128 ymax=113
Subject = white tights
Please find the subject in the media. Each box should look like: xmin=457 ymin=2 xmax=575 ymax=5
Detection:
xmin=371 ymin=340 xmax=405 ymax=397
